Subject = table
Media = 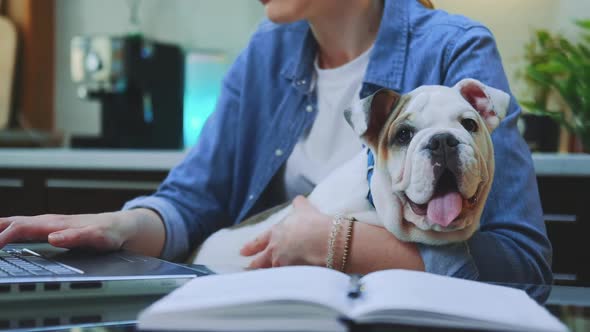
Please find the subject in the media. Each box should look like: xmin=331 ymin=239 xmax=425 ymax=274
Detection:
xmin=1 ymin=284 xmax=588 ymax=332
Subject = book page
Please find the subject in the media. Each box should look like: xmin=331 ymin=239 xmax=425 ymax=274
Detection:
xmin=140 ymin=266 xmax=352 ymax=322
xmin=350 ymin=270 xmax=566 ymax=332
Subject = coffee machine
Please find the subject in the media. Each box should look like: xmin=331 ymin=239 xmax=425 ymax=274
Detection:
xmin=70 ymin=35 xmax=184 ymax=149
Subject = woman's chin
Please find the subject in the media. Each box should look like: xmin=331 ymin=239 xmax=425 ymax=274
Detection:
xmin=265 ymin=12 xmax=302 ymax=24
xmin=264 ymin=2 xmax=308 ymax=24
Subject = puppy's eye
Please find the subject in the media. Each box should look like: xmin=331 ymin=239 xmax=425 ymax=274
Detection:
xmin=461 ymin=119 xmax=479 ymax=133
xmin=394 ymin=127 xmax=414 ymax=145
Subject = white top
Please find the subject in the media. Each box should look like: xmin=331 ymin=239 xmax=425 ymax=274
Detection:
xmin=282 ymin=47 xmax=372 ymax=200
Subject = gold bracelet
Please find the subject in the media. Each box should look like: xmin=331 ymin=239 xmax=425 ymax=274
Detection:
xmin=340 ymin=217 xmax=355 ymax=273
xmin=326 ymin=215 xmax=344 ymax=270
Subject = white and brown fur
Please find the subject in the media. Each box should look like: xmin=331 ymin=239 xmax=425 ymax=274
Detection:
xmin=194 ymin=79 xmax=509 ymax=268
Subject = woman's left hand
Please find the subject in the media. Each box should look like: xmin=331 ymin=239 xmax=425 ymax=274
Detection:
xmin=240 ymin=196 xmax=332 ymax=269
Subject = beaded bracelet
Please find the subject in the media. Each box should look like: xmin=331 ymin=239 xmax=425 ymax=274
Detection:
xmin=326 ymin=215 xmax=344 ymax=270
xmin=340 ymin=217 xmax=355 ymax=273
xmin=326 ymin=215 xmax=356 ymax=271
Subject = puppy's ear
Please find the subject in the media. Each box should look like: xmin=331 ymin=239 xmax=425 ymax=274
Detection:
xmin=454 ymin=78 xmax=510 ymax=132
xmin=344 ymin=89 xmax=402 ymax=148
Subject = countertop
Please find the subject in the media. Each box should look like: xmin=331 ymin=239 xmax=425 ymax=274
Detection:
xmin=0 ymin=148 xmax=588 ymax=176
xmin=0 ymin=148 xmax=188 ymax=171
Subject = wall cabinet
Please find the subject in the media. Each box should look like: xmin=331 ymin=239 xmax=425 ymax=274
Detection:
xmin=538 ymin=176 xmax=590 ymax=285
xmin=0 ymin=177 xmax=27 ymax=216
xmin=0 ymin=169 xmax=166 ymax=216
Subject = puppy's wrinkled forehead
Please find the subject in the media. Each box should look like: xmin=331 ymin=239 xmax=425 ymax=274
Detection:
xmin=404 ymin=86 xmax=475 ymax=126
xmin=344 ymin=79 xmax=510 ymax=153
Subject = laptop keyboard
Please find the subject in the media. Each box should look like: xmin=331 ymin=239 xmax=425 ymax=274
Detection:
xmin=0 ymin=249 xmax=79 ymax=277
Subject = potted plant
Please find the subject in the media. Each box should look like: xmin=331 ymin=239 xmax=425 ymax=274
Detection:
xmin=520 ymin=20 xmax=590 ymax=153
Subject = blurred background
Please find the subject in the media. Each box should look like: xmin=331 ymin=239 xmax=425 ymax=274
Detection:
xmin=54 ymin=0 xmax=264 ymax=146
xmin=0 ymin=0 xmax=588 ymax=150
xmin=0 ymin=0 xmax=588 ymax=290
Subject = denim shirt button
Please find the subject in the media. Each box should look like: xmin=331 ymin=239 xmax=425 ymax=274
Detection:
xmin=275 ymin=149 xmax=284 ymax=157
xmin=248 ymin=195 xmax=254 ymax=201
xmin=305 ymin=105 xmax=313 ymax=112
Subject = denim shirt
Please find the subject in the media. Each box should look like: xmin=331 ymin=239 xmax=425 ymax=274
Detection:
xmin=124 ymin=0 xmax=552 ymax=289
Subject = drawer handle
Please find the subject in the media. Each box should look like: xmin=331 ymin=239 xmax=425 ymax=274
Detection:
xmin=553 ymin=273 xmax=577 ymax=281
xmin=45 ymin=179 xmax=160 ymax=191
xmin=0 ymin=178 xmax=24 ymax=188
xmin=543 ymin=214 xmax=577 ymax=223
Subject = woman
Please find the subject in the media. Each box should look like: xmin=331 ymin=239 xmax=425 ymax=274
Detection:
xmin=0 ymin=0 xmax=551 ymax=287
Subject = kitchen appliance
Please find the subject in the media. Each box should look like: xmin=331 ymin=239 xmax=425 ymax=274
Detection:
xmin=71 ymin=35 xmax=184 ymax=149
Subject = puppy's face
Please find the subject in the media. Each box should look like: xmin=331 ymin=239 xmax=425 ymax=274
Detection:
xmin=345 ymin=79 xmax=510 ymax=244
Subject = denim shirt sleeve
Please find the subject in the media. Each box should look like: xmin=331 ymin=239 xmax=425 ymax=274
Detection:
xmin=122 ymin=53 xmax=246 ymax=262
xmin=418 ymin=26 xmax=553 ymax=286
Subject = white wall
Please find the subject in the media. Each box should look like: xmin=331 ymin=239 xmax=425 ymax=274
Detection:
xmin=55 ymin=0 xmax=265 ymax=136
xmin=434 ymin=0 xmax=590 ymax=98
xmin=55 ymin=0 xmax=590 ymax=136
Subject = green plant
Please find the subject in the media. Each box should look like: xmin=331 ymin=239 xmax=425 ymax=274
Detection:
xmin=521 ymin=19 xmax=590 ymax=151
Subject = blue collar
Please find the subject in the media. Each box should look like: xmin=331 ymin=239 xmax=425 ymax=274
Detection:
xmin=367 ymin=148 xmax=376 ymax=207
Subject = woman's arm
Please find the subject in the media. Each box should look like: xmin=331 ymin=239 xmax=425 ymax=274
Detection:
xmin=0 ymin=208 xmax=165 ymax=258
xmin=242 ymin=196 xmax=424 ymax=274
xmin=0 ymin=54 xmax=246 ymax=261
xmin=122 ymin=51 xmax=248 ymax=261
xmin=346 ymin=221 xmax=424 ymax=274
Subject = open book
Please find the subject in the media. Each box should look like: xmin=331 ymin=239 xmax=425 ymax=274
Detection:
xmin=138 ymin=266 xmax=566 ymax=332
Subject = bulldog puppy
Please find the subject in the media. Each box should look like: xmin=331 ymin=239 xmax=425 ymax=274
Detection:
xmin=194 ymin=78 xmax=509 ymax=267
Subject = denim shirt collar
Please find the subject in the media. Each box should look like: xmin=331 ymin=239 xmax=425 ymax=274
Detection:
xmin=279 ymin=22 xmax=318 ymax=95
xmin=279 ymin=0 xmax=410 ymax=94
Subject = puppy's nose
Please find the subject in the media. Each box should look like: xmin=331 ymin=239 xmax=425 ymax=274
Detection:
xmin=425 ymin=133 xmax=459 ymax=152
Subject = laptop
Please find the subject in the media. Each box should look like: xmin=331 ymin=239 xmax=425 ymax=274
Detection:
xmin=0 ymin=243 xmax=212 ymax=302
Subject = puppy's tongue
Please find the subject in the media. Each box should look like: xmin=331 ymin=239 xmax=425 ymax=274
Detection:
xmin=427 ymin=191 xmax=462 ymax=227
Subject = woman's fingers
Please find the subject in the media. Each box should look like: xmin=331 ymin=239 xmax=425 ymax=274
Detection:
xmin=0 ymin=213 xmax=133 ymax=252
xmin=247 ymin=248 xmax=273 ymax=269
xmin=48 ymin=225 xmax=121 ymax=250
xmin=0 ymin=218 xmax=12 ymax=233
xmin=0 ymin=215 xmax=78 ymax=248
xmin=291 ymin=195 xmax=307 ymax=208
xmin=240 ymin=230 xmax=271 ymax=257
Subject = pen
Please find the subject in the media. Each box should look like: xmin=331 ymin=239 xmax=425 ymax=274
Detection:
xmin=347 ymin=274 xmax=363 ymax=299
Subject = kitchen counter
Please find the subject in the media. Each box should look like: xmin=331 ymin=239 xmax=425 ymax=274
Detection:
xmin=0 ymin=148 xmax=588 ymax=176
xmin=532 ymin=153 xmax=590 ymax=177
xmin=0 ymin=148 xmax=188 ymax=171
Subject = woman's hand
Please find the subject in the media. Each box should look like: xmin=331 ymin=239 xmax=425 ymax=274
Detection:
xmin=240 ymin=196 xmax=332 ymax=269
xmin=0 ymin=209 xmax=165 ymax=257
